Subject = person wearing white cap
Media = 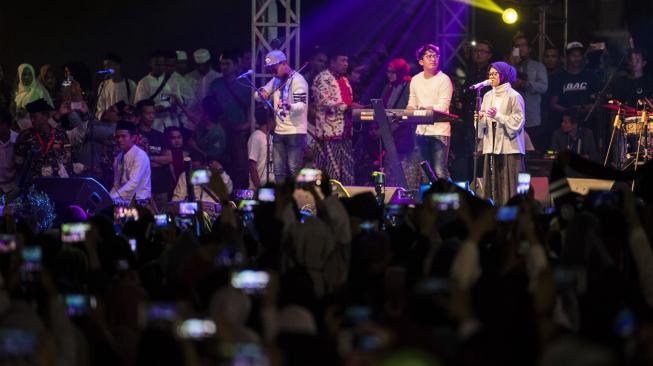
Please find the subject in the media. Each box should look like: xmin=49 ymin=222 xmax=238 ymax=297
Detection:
xmin=186 ymin=48 xmax=221 ymax=120
xmin=549 ymin=42 xmax=601 ymax=127
xmin=175 ymin=50 xmax=189 ymax=75
xmin=255 ymin=49 xmax=309 ymax=182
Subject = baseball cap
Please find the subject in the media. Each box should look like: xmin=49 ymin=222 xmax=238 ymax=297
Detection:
xmin=566 ymin=41 xmax=584 ymax=52
xmin=264 ymin=50 xmax=287 ymax=67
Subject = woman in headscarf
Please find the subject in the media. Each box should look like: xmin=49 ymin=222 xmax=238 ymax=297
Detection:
xmin=13 ymin=63 xmax=54 ymax=130
xmin=38 ymin=64 xmax=60 ymax=106
xmin=477 ymin=61 xmax=526 ymax=205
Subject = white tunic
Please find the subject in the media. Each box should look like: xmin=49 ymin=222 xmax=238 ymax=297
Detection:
xmin=95 ymin=78 xmax=137 ymax=118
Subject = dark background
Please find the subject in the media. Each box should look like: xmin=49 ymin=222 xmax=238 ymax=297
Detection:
xmin=1 ymin=0 xmax=652 ymax=88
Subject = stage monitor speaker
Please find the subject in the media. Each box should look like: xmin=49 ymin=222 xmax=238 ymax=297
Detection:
xmin=33 ymin=177 xmax=113 ymax=215
xmin=333 ymin=186 xmax=403 ymax=204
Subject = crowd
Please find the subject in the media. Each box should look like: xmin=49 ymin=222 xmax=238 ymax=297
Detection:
xmin=0 ymin=32 xmax=652 ymax=365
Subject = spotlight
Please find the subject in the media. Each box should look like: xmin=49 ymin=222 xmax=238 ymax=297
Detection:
xmin=470 ymin=40 xmax=477 ymax=46
xmin=502 ymin=8 xmax=518 ymax=24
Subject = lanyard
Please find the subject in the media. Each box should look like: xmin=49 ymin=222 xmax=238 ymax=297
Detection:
xmin=35 ymin=129 xmax=55 ymax=155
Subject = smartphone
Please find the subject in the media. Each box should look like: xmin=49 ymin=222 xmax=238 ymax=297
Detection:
xmin=190 ymin=169 xmax=211 ymax=185
xmin=174 ymin=216 xmax=195 ymax=231
xmin=235 ymin=189 xmax=255 ymax=201
xmin=431 ymin=192 xmax=460 ymax=211
xmin=179 ymin=202 xmax=198 ymax=215
xmin=176 ymin=319 xmax=216 ymax=339
xmin=238 ymin=200 xmax=258 ymax=212
xmin=61 ymin=222 xmax=91 ymax=243
xmin=139 ymin=302 xmax=178 ymax=328
xmin=64 ymin=294 xmax=97 ymax=317
xmin=0 ymin=234 xmax=17 ymax=253
xmin=359 ymin=221 xmax=376 ymax=233
xmin=61 ymin=78 xmax=72 ymax=87
xmin=71 ymin=101 xmax=83 ymax=110
xmin=517 ymin=172 xmax=531 ymax=195
xmin=21 ymin=246 xmax=41 ymax=273
xmin=296 ymin=168 xmax=322 ymax=184
xmin=160 ymin=94 xmax=171 ymax=102
xmin=496 ymin=206 xmax=519 ymax=222
xmin=114 ymin=206 xmax=139 ymax=222
xmin=222 ymin=343 xmax=269 ymax=365
xmin=512 ymin=47 xmax=520 ymax=57
xmin=154 ymin=214 xmax=169 ymax=228
xmin=258 ymin=188 xmax=275 ymax=202
xmin=0 ymin=329 xmax=37 ymax=357
xmin=231 ymin=270 xmax=270 ymax=294
xmin=345 ymin=306 xmax=371 ymax=327
xmin=128 ymin=238 xmax=137 ymax=253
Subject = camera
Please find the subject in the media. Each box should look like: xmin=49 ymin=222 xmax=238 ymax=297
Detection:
xmin=154 ymin=214 xmax=169 ymax=228
xmin=179 ymin=202 xmax=198 ymax=216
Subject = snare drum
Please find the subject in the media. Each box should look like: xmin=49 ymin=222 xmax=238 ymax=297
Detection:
xmin=624 ymin=117 xmax=647 ymax=136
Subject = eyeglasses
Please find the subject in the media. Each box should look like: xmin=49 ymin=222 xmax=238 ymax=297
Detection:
xmin=487 ymin=72 xmax=499 ymax=77
xmin=422 ymin=53 xmax=439 ymax=60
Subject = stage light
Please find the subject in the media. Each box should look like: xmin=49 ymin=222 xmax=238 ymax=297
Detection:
xmin=470 ymin=40 xmax=477 ymax=46
xmin=502 ymin=8 xmax=518 ymax=24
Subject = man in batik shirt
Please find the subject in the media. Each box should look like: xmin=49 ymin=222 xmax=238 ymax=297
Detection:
xmin=14 ymin=99 xmax=72 ymax=183
xmin=311 ymin=50 xmax=364 ymax=184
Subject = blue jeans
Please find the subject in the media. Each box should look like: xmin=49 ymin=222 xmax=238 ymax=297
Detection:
xmin=416 ymin=135 xmax=450 ymax=180
xmin=273 ymin=133 xmax=307 ymax=183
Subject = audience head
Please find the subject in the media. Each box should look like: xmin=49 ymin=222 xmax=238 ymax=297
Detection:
xmin=136 ymin=99 xmax=156 ymax=127
xmin=561 ymin=111 xmax=580 ymax=133
xmin=115 ymin=120 xmax=137 ymax=152
xmin=175 ymin=50 xmax=189 ymax=74
xmin=309 ymin=48 xmax=328 ymax=73
xmin=566 ymin=41 xmax=585 ymax=70
xmin=416 ymin=44 xmax=440 ymax=72
xmin=473 ymin=40 xmax=494 ymax=66
xmin=164 ymin=126 xmax=184 ymax=149
xmin=17 ymin=63 xmax=36 ymax=87
xmin=512 ymin=32 xmax=531 ymax=59
xmin=103 ymin=52 xmax=123 ymax=76
xmin=386 ymin=58 xmax=411 ymax=84
xmin=219 ymin=49 xmax=242 ymax=78
xmin=543 ymin=47 xmax=562 ymax=72
xmin=627 ymin=47 xmax=647 ymax=75
xmin=25 ymin=98 xmax=54 ymax=128
xmin=328 ymin=49 xmax=349 ymax=76
xmin=193 ymin=48 xmax=212 ymax=75
xmin=38 ymin=64 xmax=58 ymax=91
xmin=149 ymin=49 xmax=168 ymax=77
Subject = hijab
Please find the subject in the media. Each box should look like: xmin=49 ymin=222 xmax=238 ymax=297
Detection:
xmin=490 ymin=61 xmax=517 ymax=85
xmin=15 ymin=64 xmax=53 ymax=109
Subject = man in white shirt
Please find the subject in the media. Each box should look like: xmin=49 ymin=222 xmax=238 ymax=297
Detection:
xmin=256 ymin=50 xmax=308 ymax=183
xmin=134 ymin=50 xmax=188 ymax=132
xmin=247 ymin=110 xmax=274 ymax=188
xmin=95 ymin=53 xmax=137 ymax=119
xmin=408 ymin=44 xmax=453 ymax=180
xmin=0 ymin=111 xmax=17 ymax=195
xmin=110 ymin=120 xmax=151 ymax=204
xmin=186 ymin=49 xmax=221 ymax=120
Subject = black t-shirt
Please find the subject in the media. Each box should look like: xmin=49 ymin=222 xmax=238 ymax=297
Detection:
xmin=550 ymin=69 xmax=601 ymax=109
xmin=610 ymin=74 xmax=653 ymax=107
xmin=138 ymin=128 xmax=174 ymax=194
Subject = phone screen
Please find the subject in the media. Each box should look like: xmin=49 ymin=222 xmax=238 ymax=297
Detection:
xmin=517 ymin=173 xmax=531 ymax=195
xmin=296 ymin=168 xmax=322 ymax=184
xmin=176 ymin=319 xmax=216 ymax=339
xmin=190 ymin=169 xmax=211 ymax=185
xmin=496 ymin=206 xmax=519 ymax=222
xmin=431 ymin=193 xmax=460 ymax=211
xmin=154 ymin=214 xmax=169 ymax=228
xmin=21 ymin=247 xmax=42 ymax=273
xmin=115 ymin=206 xmax=139 ymax=222
xmin=179 ymin=202 xmax=198 ymax=215
xmin=258 ymin=188 xmax=275 ymax=202
xmin=64 ymin=294 xmax=97 ymax=317
xmin=231 ymin=270 xmax=270 ymax=294
xmin=61 ymin=223 xmax=91 ymax=243
xmin=0 ymin=234 xmax=17 ymax=253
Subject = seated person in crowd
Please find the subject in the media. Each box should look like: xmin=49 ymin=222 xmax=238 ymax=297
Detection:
xmin=110 ymin=120 xmax=151 ymax=204
xmin=165 ymin=126 xmax=190 ymax=183
xmin=172 ymin=153 xmax=233 ymax=203
xmin=248 ymin=108 xmax=274 ymax=189
xmin=551 ymin=111 xmax=599 ymax=162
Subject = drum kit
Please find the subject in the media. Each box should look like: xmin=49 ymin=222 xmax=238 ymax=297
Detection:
xmin=603 ymin=99 xmax=653 ymax=170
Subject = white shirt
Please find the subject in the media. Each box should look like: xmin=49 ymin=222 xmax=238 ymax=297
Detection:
xmin=186 ymin=69 xmax=221 ymax=113
xmin=256 ymin=72 xmax=308 ymax=135
xmin=0 ymin=131 xmax=18 ymax=192
xmin=408 ymin=71 xmax=453 ymax=137
xmin=247 ymin=129 xmax=274 ymax=188
xmin=134 ymin=73 xmax=190 ymax=132
xmin=95 ymin=78 xmax=137 ymax=118
xmin=172 ymin=170 xmax=233 ymax=202
xmin=111 ymin=145 xmax=151 ymax=200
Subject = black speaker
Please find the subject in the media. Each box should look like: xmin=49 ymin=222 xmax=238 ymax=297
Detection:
xmin=33 ymin=177 xmax=113 ymax=215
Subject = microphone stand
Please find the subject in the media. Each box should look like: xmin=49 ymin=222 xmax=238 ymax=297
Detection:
xmin=472 ymin=88 xmax=482 ymax=192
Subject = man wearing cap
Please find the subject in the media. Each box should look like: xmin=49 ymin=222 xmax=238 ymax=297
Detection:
xmin=256 ymin=50 xmax=308 ymax=182
xmin=14 ymin=99 xmax=72 ymax=183
xmin=186 ymin=48 xmax=221 ymax=120
xmin=176 ymin=50 xmax=190 ymax=76
xmin=550 ymin=42 xmax=601 ymax=127
xmin=110 ymin=120 xmax=151 ymax=205
xmin=96 ymin=53 xmax=137 ymax=119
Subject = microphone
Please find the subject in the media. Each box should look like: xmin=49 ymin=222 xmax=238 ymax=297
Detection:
xmin=96 ymin=68 xmax=115 ymax=75
xmin=469 ymin=80 xmax=491 ymax=90
xmin=236 ymin=69 xmax=253 ymax=79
